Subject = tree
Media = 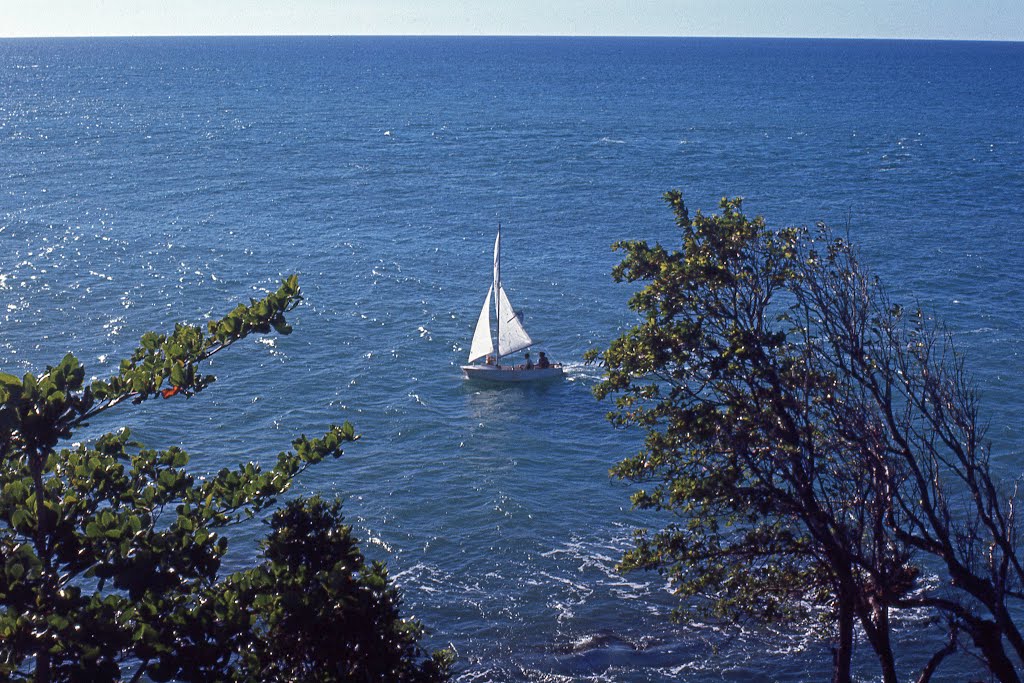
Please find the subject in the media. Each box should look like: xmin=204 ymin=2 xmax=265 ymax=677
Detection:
xmin=0 ymin=277 xmax=451 ymax=683
xmin=590 ymin=192 xmax=1023 ymax=683
xmin=798 ymin=228 xmax=1024 ymax=682
xmin=231 ymin=496 xmax=453 ymax=682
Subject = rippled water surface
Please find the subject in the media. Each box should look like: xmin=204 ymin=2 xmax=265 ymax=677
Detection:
xmin=2 ymin=37 xmax=1023 ymax=681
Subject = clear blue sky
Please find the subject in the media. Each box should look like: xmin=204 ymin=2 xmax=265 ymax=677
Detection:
xmin=2 ymin=0 xmax=1022 ymax=41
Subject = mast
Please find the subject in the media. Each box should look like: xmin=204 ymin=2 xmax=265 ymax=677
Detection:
xmin=493 ymin=223 xmax=501 ymax=366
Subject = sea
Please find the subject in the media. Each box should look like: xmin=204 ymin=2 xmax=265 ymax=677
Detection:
xmin=1 ymin=36 xmax=1022 ymax=681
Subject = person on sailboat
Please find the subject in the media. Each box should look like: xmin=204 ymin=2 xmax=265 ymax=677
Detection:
xmin=537 ymin=352 xmax=550 ymax=369
xmin=524 ymin=352 xmax=534 ymax=370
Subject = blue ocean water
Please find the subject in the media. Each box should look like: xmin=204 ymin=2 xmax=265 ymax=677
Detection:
xmin=2 ymin=36 xmax=1023 ymax=681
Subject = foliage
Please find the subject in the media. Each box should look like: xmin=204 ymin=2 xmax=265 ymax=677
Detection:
xmin=591 ymin=192 xmax=1024 ymax=683
xmin=230 ymin=496 xmax=454 ymax=682
xmin=0 ymin=277 xmax=451 ymax=683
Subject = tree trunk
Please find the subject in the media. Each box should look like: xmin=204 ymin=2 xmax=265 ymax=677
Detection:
xmin=853 ymin=596 xmax=900 ymax=683
xmin=972 ymin=621 xmax=1021 ymax=683
xmin=833 ymin=596 xmax=854 ymax=683
xmin=871 ymin=603 xmax=898 ymax=683
xmin=994 ymin=605 xmax=1024 ymax=665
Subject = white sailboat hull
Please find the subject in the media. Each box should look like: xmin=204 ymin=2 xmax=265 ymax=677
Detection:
xmin=461 ymin=364 xmax=564 ymax=383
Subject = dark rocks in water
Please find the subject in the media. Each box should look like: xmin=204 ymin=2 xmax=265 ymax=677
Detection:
xmin=548 ymin=630 xmax=691 ymax=674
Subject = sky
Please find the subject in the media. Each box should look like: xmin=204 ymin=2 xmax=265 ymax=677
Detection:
xmin=1 ymin=0 xmax=1022 ymax=41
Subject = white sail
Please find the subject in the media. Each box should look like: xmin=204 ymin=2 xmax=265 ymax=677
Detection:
xmin=467 ymin=286 xmax=494 ymax=363
xmin=496 ymin=284 xmax=533 ymax=355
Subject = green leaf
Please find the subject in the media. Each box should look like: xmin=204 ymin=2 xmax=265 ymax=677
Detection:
xmin=11 ymin=508 xmax=30 ymax=529
xmin=8 ymin=563 xmax=25 ymax=581
xmin=169 ymin=362 xmax=186 ymax=388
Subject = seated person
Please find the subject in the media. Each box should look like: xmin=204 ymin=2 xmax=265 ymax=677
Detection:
xmin=524 ymin=352 xmax=534 ymax=370
xmin=537 ymin=351 xmax=551 ymax=369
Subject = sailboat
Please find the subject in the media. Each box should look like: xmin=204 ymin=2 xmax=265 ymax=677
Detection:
xmin=461 ymin=226 xmax=564 ymax=382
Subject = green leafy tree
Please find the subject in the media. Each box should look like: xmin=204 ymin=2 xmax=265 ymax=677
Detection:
xmin=590 ymin=192 xmax=1023 ymax=683
xmin=0 ymin=277 xmax=451 ymax=683
xmin=230 ymin=496 xmax=453 ymax=682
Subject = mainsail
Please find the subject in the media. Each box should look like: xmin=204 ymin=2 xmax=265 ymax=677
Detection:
xmin=465 ymin=228 xmax=533 ymax=364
